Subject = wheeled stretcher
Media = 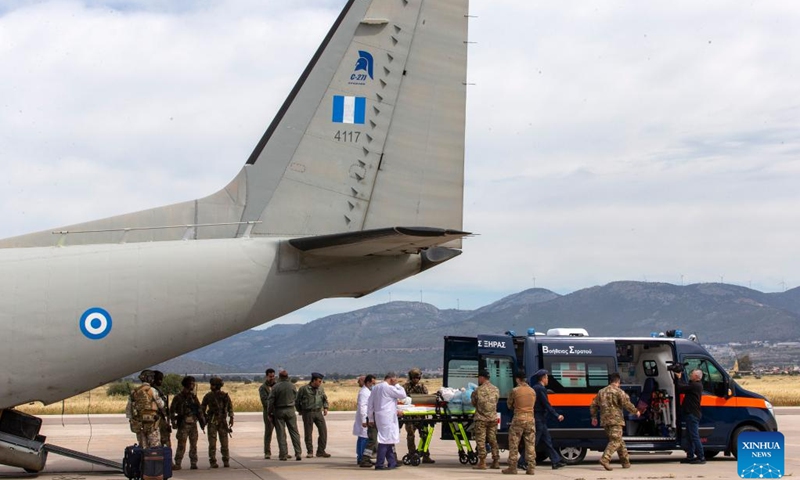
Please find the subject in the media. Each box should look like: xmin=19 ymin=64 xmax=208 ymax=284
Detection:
xmin=397 ymin=396 xmax=478 ymax=466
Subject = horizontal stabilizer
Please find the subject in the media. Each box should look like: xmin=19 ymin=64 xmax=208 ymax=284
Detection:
xmin=288 ymin=227 xmax=469 ymax=257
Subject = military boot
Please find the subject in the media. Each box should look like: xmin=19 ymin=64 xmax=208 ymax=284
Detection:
xmin=223 ymin=460 xmax=230 ymax=468
xmin=490 ymin=457 xmax=501 ymax=469
xmin=526 ymin=465 xmax=535 ymax=475
xmin=599 ymin=458 xmax=612 ymax=471
xmin=502 ymin=465 xmax=518 ymax=475
xmin=173 ymin=463 xmax=182 ymax=471
xmin=621 ymin=458 xmax=631 ymax=469
xmin=472 ymin=458 xmax=487 ymax=470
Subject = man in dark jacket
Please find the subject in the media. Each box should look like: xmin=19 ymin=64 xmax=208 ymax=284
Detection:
xmin=676 ymin=369 xmax=705 ymax=464
xmin=532 ymin=369 xmax=566 ymax=469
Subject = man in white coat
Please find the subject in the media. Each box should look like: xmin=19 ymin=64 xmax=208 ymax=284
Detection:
xmin=353 ymin=375 xmax=375 ymax=466
xmin=367 ymin=372 xmax=407 ymax=470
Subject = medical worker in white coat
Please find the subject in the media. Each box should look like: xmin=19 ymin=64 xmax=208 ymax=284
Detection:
xmin=353 ymin=374 xmax=375 ymax=465
xmin=367 ymin=371 xmax=407 ymax=469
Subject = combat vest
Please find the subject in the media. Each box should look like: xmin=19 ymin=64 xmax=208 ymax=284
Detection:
xmin=131 ymin=384 xmax=159 ymax=423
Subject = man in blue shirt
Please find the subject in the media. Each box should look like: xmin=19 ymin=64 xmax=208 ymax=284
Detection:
xmin=532 ymin=369 xmax=567 ymax=469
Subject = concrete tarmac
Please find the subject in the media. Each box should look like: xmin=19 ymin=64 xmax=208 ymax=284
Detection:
xmin=1 ymin=409 xmax=797 ymax=479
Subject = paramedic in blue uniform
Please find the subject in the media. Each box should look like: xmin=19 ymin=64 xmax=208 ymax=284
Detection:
xmin=532 ymin=369 xmax=567 ymax=469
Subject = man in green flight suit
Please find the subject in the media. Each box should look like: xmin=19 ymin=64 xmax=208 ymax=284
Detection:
xmin=268 ymin=370 xmax=303 ymax=461
xmin=296 ymin=372 xmax=330 ymax=457
xmin=259 ymin=368 xmax=276 ymax=459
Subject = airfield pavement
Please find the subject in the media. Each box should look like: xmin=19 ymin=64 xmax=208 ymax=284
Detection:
xmin=1 ymin=409 xmax=797 ymax=479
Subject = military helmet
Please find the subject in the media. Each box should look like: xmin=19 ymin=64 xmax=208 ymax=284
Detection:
xmin=138 ymin=369 xmax=155 ymax=383
xmin=210 ymin=376 xmax=224 ymax=388
xmin=408 ymin=368 xmax=422 ymax=378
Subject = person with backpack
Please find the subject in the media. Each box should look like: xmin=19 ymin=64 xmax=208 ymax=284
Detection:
xmin=125 ymin=370 xmax=165 ymax=448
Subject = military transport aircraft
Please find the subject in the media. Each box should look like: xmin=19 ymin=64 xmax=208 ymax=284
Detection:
xmin=0 ymin=0 xmax=469 ymax=471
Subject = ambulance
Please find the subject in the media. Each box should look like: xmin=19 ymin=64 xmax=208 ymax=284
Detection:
xmin=443 ymin=328 xmax=778 ymax=464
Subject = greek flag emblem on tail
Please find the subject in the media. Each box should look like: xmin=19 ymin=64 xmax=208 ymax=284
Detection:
xmin=332 ymin=95 xmax=366 ymax=124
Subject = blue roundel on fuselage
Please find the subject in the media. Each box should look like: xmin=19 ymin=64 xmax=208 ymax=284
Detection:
xmin=80 ymin=307 xmax=112 ymax=340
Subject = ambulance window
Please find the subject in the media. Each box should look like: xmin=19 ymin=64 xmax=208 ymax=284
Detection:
xmin=551 ymin=362 xmax=586 ymax=388
xmin=482 ymin=356 xmax=515 ymax=397
xmin=588 ymin=363 xmax=610 ymax=386
xmin=545 ymin=357 xmax=616 ymax=393
xmin=684 ymin=357 xmax=726 ymax=396
xmin=447 ymin=359 xmax=478 ymax=390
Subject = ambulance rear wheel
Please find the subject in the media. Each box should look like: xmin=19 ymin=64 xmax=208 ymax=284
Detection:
xmin=559 ymin=446 xmax=587 ymax=465
xmin=703 ymin=449 xmax=720 ymax=459
xmin=730 ymin=425 xmax=760 ymax=459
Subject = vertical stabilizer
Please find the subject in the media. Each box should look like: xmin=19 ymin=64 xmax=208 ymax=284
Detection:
xmin=245 ymin=0 xmax=468 ymax=237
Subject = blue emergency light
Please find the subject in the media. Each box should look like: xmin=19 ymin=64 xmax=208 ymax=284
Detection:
xmin=527 ymin=328 xmax=536 ymax=336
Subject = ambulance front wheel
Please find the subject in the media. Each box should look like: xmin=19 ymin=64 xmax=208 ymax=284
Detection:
xmin=559 ymin=446 xmax=587 ymax=465
xmin=730 ymin=425 xmax=760 ymax=459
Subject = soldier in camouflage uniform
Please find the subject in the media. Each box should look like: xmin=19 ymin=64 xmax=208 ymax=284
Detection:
xmin=259 ymin=368 xmax=276 ymax=459
xmin=403 ymin=368 xmax=435 ymax=463
xmin=153 ymin=371 xmax=172 ymax=449
xmin=471 ymin=369 xmax=500 ymax=470
xmin=126 ymin=370 xmax=165 ymax=448
xmin=503 ymin=371 xmax=536 ymax=475
xmin=170 ymin=376 xmax=205 ymax=470
xmin=296 ymin=372 xmax=330 ymax=457
xmin=590 ymin=372 xmax=641 ymax=471
xmin=202 ymin=377 xmax=234 ymax=468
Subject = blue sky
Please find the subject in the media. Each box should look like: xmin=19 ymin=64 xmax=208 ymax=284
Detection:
xmin=2 ymin=1 xmax=799 ymax=325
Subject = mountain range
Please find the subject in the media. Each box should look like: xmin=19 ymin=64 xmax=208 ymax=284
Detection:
xmin=152 ymin=281 xmax=800 ymax=375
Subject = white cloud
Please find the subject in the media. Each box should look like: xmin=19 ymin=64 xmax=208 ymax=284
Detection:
xmin=2 ymin=0 xmax=799 ymax=326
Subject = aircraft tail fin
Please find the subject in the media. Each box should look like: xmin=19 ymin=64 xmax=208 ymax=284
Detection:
xmin=242 ymin=0 xmax=468 ymax=238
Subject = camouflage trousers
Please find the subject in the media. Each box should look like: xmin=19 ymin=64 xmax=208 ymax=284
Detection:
xmin=602 ymin=425 xmax=630 ymax=464
xmin=207 ymin=423 xmax=230 ymax=465
xmin=175 ymin=422 xmax=199 ymax=467
xmin=507 ymin=417 xmax=535 ymax=467
xmin=473 ymin=420 xmax=499 ymax=461
xmin=405 ymin=423 xmax=432 ymax=458
xmin=135 ymin=422 xmax=161 ymax=448
xmin=158 ymin=418 xmax=172 ymax=448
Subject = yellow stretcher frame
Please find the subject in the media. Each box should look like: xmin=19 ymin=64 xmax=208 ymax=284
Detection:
xmin=398 ymin=404 xmax=478 ymax=466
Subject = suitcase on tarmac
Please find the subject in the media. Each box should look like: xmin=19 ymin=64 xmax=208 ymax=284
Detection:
xmin=143 ymin=446 xmax=172 ymax=480
xmin=123 ymin=444 xmax=144 ymax=480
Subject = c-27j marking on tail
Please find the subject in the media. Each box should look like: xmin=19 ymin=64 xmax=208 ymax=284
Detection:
xmin=0 ymin=0 xmax=469 ymax=471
